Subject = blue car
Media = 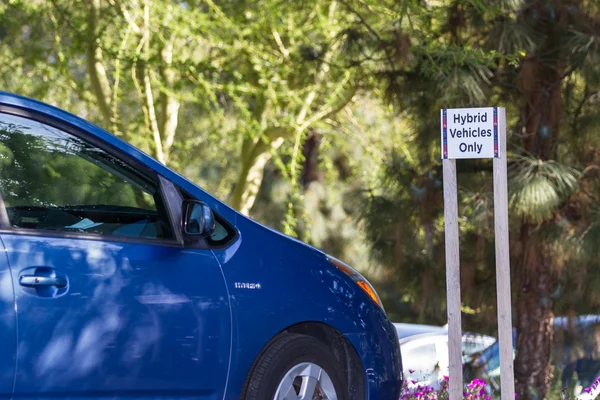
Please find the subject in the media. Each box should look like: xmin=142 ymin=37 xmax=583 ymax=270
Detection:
xmin=0 ymin=92 xmax=402 ymax=400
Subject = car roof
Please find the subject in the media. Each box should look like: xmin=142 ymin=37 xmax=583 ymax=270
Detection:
xmin=393 ymin=322 xmax=448 ymax=340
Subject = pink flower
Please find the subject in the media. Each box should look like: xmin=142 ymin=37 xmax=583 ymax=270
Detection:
xmin=467 ymin=379 xmax=486 ymax=390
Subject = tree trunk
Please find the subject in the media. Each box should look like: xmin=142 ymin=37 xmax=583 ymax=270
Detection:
xmin=301 ymin=129 xmax=321 ymax=188
xmin=514 ymin=224 xmax=555 ymax=400
xmin=138 ymin=0 xmax=165 ymax=165
xmin=85 ymin=0 xmax=113 ymax=126
xmin=514 ymin=33 xmax=564 ymax=397
xmin=159 ymin=37 xmax=180 ymax=163
xmin=230 ymin=127 xmax=290 ymax=214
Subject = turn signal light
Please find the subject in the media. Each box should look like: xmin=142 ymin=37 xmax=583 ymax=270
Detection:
xmin=356 ymin=281 xmax=381 ymax=307
xmin=327 ymin=256 xmax=385 ymax=313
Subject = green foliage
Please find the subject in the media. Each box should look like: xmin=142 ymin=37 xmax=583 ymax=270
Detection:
xmin=509 ymin=156 xmax=581 ymax=223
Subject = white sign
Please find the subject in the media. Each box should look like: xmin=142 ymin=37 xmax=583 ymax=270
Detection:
xmin=441 ymin=106 xmax=514 ymax=400
xmin=441 ymin=107 xmax=500 ymax=159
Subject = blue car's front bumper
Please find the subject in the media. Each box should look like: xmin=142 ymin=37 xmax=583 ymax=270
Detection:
xmin=345 ymin=320 xmax=403 ymax=399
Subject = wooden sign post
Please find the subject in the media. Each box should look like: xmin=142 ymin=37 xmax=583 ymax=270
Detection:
xmin=441 ymin=107 xmax=515 ymax=400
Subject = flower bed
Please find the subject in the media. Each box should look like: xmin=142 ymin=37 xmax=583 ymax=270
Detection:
xmin=400 ymin=376 xmax=600 ymax=400
xmin=401 ymin=377 xmax=490 ymax=400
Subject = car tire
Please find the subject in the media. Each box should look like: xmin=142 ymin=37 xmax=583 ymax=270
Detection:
xmin=240 ymin=332 xmax=349 ymax=400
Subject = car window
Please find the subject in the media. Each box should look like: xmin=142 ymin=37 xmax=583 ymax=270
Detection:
xmin=206 ymin=214 xmax=237 ymax=247
xmin=402 ymin=342 xmax=439 ymax=383
xmin=0 ymin=113 xmax=173 ymax=240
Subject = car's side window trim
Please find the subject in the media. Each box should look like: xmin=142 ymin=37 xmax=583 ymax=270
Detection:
xmin=158 ymin=175 xmax=185 ymax=247
xmin=0 ymin=106 xmax=181 ymax=245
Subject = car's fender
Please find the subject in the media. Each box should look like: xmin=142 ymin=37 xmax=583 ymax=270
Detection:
xmin=212 ymin=216 xmax=393 ymax=398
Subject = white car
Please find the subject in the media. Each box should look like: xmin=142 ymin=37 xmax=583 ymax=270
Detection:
xmin=394 ymin=323 xmax=495 ymax=388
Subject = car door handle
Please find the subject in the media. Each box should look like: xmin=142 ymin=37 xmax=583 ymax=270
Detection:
xmin=19 ymin=275 xmax=67 ymax=288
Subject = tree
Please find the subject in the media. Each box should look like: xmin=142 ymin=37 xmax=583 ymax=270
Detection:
xmin=345 ymin=0 xmax=600 ymax=398
xmin=190 ymin=0 xmax=365 ymax=220
xmin=1 ymin=0 xmax=367 ymax=226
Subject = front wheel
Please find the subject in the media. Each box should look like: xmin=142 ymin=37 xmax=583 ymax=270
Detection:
xmin=241 ymin=333 xmax=349 ymax=400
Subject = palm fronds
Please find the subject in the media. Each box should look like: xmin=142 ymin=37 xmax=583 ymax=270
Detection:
xmin=509 ymin=155 xmax=581 ymax=223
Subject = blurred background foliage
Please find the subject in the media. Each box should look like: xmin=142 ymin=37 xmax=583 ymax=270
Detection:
xmin=1 ymin=0 xmax=600 ymax=398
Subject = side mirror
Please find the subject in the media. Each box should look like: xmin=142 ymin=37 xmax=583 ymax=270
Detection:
xmin=182 ymin=200 xmax=215 ymax=239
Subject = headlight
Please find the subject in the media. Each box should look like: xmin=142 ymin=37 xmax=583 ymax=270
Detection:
xmin=327 ymin=255 xmax=385 ymax=313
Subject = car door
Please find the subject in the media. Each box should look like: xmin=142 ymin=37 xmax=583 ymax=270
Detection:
xmin=0 ymin=234 xmax=15 ymax=399
xmin=0 ymin=111 xmax=231 ymax=400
